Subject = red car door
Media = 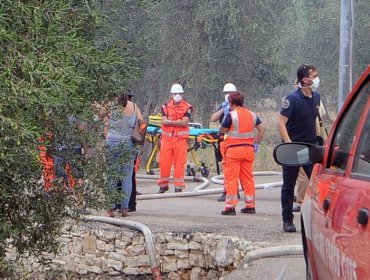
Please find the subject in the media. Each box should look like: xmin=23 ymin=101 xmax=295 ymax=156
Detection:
xmin=309 ymin=69 xmax=370 ymax=279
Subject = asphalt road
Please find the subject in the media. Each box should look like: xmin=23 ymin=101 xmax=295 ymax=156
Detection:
xmin=102 ymin=172 xmax=306 ymax=279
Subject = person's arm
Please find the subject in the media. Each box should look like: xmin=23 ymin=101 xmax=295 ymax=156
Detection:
xmin=278 ymin=115 xmax=291 ymax=142
xmin=165 ymin=116 xmax=190 ymax=127
xmin=219 ymin=113 xmax=231 ymax=133
xmin=211 ymin=108 xmax=223 ymax=123
xmin=254 ymin=123 xmax=265 ymax=144
xmin=98 ymin=104 xmax=110 ymax=119
xmin=162 ymin=105 xmax=192 ymax=127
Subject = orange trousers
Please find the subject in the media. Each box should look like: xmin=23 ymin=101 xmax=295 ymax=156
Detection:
xmin=223 ymin=145 xmax=255 ymax=209
xmin=157 ymin=137 xmax=188 ymax=189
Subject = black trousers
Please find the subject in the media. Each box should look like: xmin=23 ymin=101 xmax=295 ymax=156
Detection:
xmin=281 ymin=164 xmax=313 ymax=223
xmin=128 ymin=155 xmax=137 ymax=210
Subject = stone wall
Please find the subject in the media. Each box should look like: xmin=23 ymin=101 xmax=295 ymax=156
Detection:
xmin=6 ymin=222 xmax=266 ymax=279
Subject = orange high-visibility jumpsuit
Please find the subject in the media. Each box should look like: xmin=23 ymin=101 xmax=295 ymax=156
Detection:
xmin=157 ymin=99 xmax=193 ymax=191
xmin=222 ymin=108 xmax=257 ymax=210
xmin=38 ymin=135 xmax=56 ymax=191
xmin=38 ymin=133 xmax=76 ymax=191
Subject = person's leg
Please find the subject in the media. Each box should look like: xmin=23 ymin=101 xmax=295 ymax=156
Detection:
xmin=302 ymin=163 xmax=313 ymax=179
xmin=293 ymin=167 xmax=309 ymax=211
xmin=222 ymin=156 xmax=240 ymax=215
xmin=128 ymin=154 xmax=138 ymax=212
xmin=157 ymin=138 xmax=173 ymax=193
xmin=105 ymin=143 xmax=121 ymax=217
xmin=173 ymin=138 xmax=188 ymax=192
xmin=135 ymin=155 xmax=141 ymax=195
xmin=120 ymin=152 xmax=136 ymax=217
xmin=217 ymin=141 xmax=227 ymax=201
xmin=115 ymin=180 xmax=122 ymax=211
xmin=281 ymin=165 xmax=300 ymax=232
xmin=239 ymin=154 xmax=255 ymax=213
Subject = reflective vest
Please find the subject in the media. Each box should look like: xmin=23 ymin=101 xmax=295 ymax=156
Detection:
xmin=225 ymin=107 xmax=256 ymax=147
xmin=161 ymin=99 xmax=192 ymax=139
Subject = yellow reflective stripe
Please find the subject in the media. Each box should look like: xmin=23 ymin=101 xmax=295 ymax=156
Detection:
xmin=230 ymin=111 xmax=239 ymax=132
xmin=245 ymin=195 xmax=255 ymax=204
xmin=173 ymin=178 xmax=184 ymax=183
xmin=162 ymin=131 xmax=172 ymax=137
xmin=161 ymin=131 xmax=189 ymax=137
xmin=160 ymin=177 xmax=170 ymax=181
xmin=227 ymin=131 xmax=254 ymax=138
xmin=226 ymin=194 xmax=238 ymax=201
xmin=177 ymin=131 xmax=189 ymax=135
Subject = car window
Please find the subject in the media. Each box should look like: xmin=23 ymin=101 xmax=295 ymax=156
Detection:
xmin=351 ymin=111 xmax=370 ymax=179
xmin=327 ymin=79 xmax=370 ymax=171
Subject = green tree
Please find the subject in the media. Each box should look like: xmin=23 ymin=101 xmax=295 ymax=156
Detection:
xmin=0 ymin=0 xmax=138 ymax=269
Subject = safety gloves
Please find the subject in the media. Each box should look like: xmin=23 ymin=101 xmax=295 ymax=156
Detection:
xmin=254 ymin=143 xmax=259 ymax=155
xmin=222 ymin=101 xmax=229 ymax=116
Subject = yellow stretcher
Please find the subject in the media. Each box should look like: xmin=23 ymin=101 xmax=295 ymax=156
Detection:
xmin=145 ymin=124 xmax=222 ymax=177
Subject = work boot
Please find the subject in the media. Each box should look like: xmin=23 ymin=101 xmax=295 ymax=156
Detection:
xmin=175 ymin=188 xmax=182 ymax=193
xmin=292 ymin=205 xmax=301 ymax=212
xmin=157 ymin=186 xmax=169 ymax=194
xmin=217 ymin=192 xmax=226 ymax=202
xmin=240 ymin=207 xmax=256 ymax=214
xmin=128 ymin=207 xmax=136 ymax=212
xmin=283 ymin=222 xmax=296 ymax=232
xmin=221 ymin=208 xmax=236 ymax=216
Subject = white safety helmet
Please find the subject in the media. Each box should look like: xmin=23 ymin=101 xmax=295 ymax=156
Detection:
xmin=170 ymin=83 xmax=184 ymax=94
xmin=223 ymin=83 xmax=237 ymax=93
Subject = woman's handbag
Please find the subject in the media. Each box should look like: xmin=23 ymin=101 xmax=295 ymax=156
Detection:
xmin=132 ymin=104 xmax=147 ymax=145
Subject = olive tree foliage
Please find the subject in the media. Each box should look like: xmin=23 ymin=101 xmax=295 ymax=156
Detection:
xmin=95 ymin=0 xmax=290 ymax=124
xmin=126 ymin=0 xmax=291 ymax=125
xmin=276 ymin=0 xmax=370 ymax=110
xmin=106 ymin=0 xmax=370 ymax=121
xmin=353 ymin=0 xmax=370 ymax=79
xmin=275 ymin=0 xmax=340 ymax=108
xmin=0 ymin=0 xmax=139 ymax=265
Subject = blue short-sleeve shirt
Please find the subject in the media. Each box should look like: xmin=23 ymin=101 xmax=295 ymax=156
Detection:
xmin=280 ymin=88 xmax=320 ymax=143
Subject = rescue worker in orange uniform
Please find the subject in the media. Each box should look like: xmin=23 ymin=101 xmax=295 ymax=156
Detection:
xmin=219 ymin=91 xmax=265 ymax=215
xmin=157 ymin=83 xmax=194 ymax=193
xmin=211 ymin=82 xmax=239 ymax=202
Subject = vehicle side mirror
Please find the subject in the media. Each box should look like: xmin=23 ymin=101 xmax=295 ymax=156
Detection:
xmin=331 ymin=146 xmax=348 ymax=169
xmin=273 ymin=142 xmax=325 ymax=166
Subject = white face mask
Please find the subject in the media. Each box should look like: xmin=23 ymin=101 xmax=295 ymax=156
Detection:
xmin=224 ymin=94 xmax=229 ymax=103
xmin=173 ymin=94 xmax=182 ymax=103
xmin=310 ymin=77 xmax=320 ymax=92
xmin=298 ymin=77 xmax=320 ymax=91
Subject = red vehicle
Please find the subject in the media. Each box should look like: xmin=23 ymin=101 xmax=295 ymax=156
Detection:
xmin=274 ymin=66 xmax=370 ymax=279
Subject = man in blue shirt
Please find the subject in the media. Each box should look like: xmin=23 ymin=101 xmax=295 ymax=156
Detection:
xmin=278 ymin=64 xmax=321 ymax=232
